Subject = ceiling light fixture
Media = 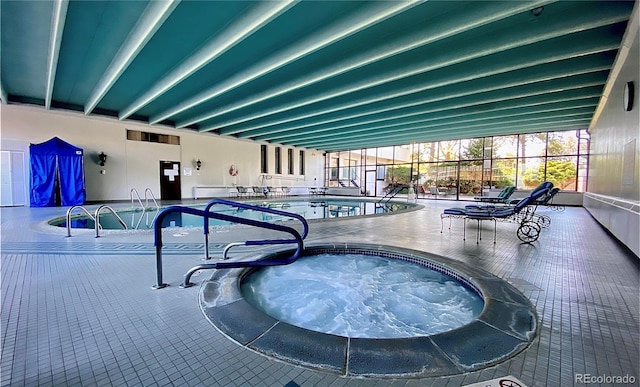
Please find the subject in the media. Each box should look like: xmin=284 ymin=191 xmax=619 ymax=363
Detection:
xmin=531 ymin=6 xmax=544 ymax=17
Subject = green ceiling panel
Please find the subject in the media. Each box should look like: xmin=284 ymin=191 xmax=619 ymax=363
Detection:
xmin=53 ymin=1 xmax=150 ymax=106
xmin=1 ymin=1 xmax=54 ymax=100
xmin=0 ymin=0 xmax=634 ymax=151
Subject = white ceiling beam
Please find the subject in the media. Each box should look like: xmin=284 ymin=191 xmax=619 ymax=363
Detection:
xmin=149 ymin=0 xmax=423 ymax=125
xmin=118 ymin=0 xmax=297 ymax=121
xmin=257 ymin=65 xmax=609 ymax=142
xmin=210 ymin=13 xmax=625 ymax=135
xmin=45 ymin=0 xmax=68 ymax=110
xmin=0 ymin=82 xmax=7 ymax=104
xmin=277 ymin=99 xmax=600 ymax=145
xmin=296 ymin=109 xmax=595 ymax=148
xmin=589 ymin=0 xmax=639 ymax=131
xmin=179 ymin=0 xmax=555 ymax=129
xmin=216 ymin=44 xmax=617 ymax=138
xmin=313 ymin=119 xmax=590 ymax=151
xmin=84 ymin=0 xmax=180 ymax=115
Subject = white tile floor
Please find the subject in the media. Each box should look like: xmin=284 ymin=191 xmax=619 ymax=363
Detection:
xmin=1 ymin=198 xmax=638 ymax=386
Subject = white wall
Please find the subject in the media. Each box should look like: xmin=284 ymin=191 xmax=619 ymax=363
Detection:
xmin=585 ymin=6 xmax=639 ymax=257
xmin=588 ymin=32 xmax=639 ymax=201
xmin=0 ymin=104 xmax=324 ymax=202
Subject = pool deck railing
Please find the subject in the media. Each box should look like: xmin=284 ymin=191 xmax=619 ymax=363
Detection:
xmin=153 ymin=199 xmax=308 ymax=289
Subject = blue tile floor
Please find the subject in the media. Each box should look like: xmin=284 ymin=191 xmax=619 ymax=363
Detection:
xmin=1 ymin=198 xmax=638 ymax=386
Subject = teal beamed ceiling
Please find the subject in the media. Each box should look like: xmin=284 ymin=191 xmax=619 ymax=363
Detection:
xmin=0 ymin=0 xmax=635 ymax=151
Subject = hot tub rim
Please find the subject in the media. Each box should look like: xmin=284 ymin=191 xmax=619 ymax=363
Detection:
xmin=199 ymin=243 xmax=539 ymax=378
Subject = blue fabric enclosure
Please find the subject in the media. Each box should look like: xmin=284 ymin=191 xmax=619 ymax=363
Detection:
xmin=30 ymin=137 xmax=86 ymax=207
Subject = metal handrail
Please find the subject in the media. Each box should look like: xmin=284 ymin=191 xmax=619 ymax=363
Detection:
xmin=202 ymin=198 xmax=309 ymax=261
xmin=144 ymin=188 xmax=159 ymax=209
xmin=222 ymin=242 xmax=245 ymax=260
xmin=145 ymin=207 xmax=160 ymax=228
xmin=94 ymin=205 xmax=127 ymax=238
xmin=152 ymin=202 xmax=307 ymax=289
xmin=66 ymin=205 xmax=99 ymax=237
xmin=130 ymin=188 xmax=144 ymax=210
xmin=131 ymin=208 xmax=146 ymax=230
xmin=378 ymin=185 xmax=405 ymax=204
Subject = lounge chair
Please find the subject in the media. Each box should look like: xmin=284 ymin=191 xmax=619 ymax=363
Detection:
xmin=429 ymin=186 xmax=447 ymax=196
xmin=442 ymin=182 xmax=553 ymax=243
xmin=473 ymin=186 xmax=515 ymax=203
xmin=535 ymin=187 xmax=561 ymax=208
xmin=252 ymin=186 xmax=265 ymax=197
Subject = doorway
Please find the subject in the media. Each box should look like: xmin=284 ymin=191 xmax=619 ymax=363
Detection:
xmin=160 ymin=161 xmax=181 ymax=201
xmin=364 ymin=170 xmax=376 ymax=196
xmin=0 ymin=150 xmax=27 ymax=207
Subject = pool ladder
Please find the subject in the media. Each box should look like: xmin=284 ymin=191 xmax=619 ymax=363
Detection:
xmin=130 ymin=188 xmax=160 ymax=229
xmin=66 ymin=205 xmax=127 ymax=237
xmin=130 ymin=188 xmax=159 ymax=210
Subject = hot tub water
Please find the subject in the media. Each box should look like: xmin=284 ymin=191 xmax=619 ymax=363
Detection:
xmin=241 ymin=253 xmax=484 ymax=338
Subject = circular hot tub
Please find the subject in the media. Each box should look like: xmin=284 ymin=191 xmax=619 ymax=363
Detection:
xmin=241 ymin=253 xmax=484 ymax=339
xmin=200 ymin=244 xmax=537 ymax=377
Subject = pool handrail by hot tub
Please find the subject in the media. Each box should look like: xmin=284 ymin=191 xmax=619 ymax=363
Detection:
xmin=152 ymin=199 xmax=308 ymax=289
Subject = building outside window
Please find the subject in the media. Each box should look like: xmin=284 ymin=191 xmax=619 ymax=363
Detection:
xmin=325 ymin=129 xmax=589 ymax=198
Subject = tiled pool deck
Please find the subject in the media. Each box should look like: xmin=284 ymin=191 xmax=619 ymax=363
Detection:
xmin=1 ymin=198 xmax=638 ymax=386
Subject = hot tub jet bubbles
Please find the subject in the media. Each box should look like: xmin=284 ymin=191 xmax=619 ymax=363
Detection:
xmin=200 ymin=244 xmax=538 ymax=378
xmin=241 ymin=253 xmax=483 ymax=338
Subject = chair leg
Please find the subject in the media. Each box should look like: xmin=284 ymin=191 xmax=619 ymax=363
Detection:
xmin=493 ymin=219 xmax=497 ymax=243
xmin=463 ymin=219 xmax=466 ymax=241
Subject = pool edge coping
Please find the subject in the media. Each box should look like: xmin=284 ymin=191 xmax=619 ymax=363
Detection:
xmin=39 ymin=197 xmax=423 ymax=235
xmin=199 ymin=243 xmax=539 ymax=378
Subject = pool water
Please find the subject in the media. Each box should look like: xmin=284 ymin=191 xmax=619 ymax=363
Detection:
xmin=241 ymin=253 xmax=484 ymax=338
xmin=55 ymin=199 xmax=411 ymax=230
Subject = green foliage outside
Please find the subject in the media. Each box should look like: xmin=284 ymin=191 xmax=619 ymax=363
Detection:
xmin=460 ymin=138 xmax=484 ymax=162
xmin=491 ymin=160 xmax=516 ymax=188
xmin=524 ymin=159 xmax=577 ymax=188
xmin=385 ymin=165 xmax=413 ymax=185
xmin=364 ymin=131 xmax=581 ymax=194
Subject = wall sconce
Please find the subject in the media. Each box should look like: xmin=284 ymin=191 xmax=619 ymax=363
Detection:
xmin=195 ymin=159 xmax=202 ymax=171
xmin=98 ymin=152 xmax=107 ymax=166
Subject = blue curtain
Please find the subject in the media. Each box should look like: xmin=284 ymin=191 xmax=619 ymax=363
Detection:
xmin=29 ymin=154 xmax=57 ymax=207
xmin=30 ymin=137 xmax=86 ymax=207
xmin=58 ymin=155 xmax=86 ymax=206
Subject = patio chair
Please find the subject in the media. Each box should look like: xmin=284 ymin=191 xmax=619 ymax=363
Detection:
xmin=442 ymin=182 xmax=552 ymax=243
xmin=266 ymin=186 xmax=280 ymax=198
xmin=535 ymin=187 xmax=561 ymax=206
xmin=429 ymin=186 xmax=447 ymax=196
xmin=473 ymin=186 xmax=515 ymax=203
xmin=252 ymin=186 xmax=265 ymax=198
xmin=236 ymin=186 xmax=250 ymax=198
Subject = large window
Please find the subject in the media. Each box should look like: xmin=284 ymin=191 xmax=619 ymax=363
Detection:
xmin=275 ymin=147 xmax=282 ymax=174
xmin=260 ymin=145 xmax=268 ymax=174
xmin=299 ymin=150 xmax=305 ymax=175
xmin=328 ymin=153 xmax=359 ymax=187
xmin=287 ymin=148 xmax=294 ymax=175
xmin=325 ymin=129 xmax=590 ymax=198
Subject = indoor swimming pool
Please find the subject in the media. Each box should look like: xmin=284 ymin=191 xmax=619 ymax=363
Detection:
xmin=51 ymin=197 xmax=417 ymax=230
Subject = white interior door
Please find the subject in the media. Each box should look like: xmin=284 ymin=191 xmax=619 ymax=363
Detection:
xmin=0 ymin=150 xmax=26 ymax=207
